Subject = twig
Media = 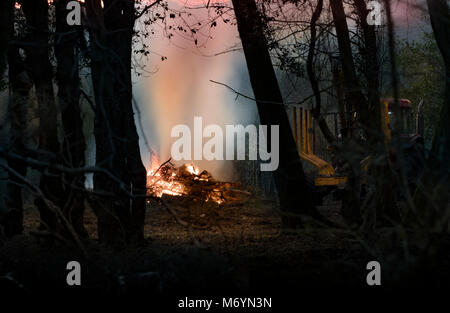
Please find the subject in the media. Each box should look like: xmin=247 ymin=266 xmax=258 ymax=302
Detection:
xmin=210 ymin=79 xmax=333 ymax=106
xmin=151 ymin=158 xmax=172 ymax=177
xmin=0 ymin=164 xmax=87 ymax=257
xmin=135 ymin=0 xmax=163 ymax=20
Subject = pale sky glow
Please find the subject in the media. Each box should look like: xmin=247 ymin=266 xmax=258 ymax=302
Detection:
xmin=133 ymin=0 xmax=248 ymax=180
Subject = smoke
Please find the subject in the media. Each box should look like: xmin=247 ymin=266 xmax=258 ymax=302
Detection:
xmin=133 ymin=1 xmax=257 ymax=181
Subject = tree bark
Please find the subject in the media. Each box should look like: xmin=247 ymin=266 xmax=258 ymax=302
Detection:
xmin=3 ymin=45 xmax=33 ymax=237
xmin=21 ymin=0 xmax=64 ymax=232
xmin=86 ymin=0 xmax=147 ymax=244
xmin=107 ymin=0 xmax=147 ymax=243
xmin=0 ymin=0 xmax=27 ymax=238
xmin=0 ymin=0 xmax=13 ymax=77
xmin=413 ymin=0 xmax=450 ymax=225
xmin=354 ymin=0 xmax=399 ymax=228
xmin=330 ymin=0 xmax=364 ymax=118
xmin=232 ymin=0 xmax=327 ymax=228
xmin=306 ymin=0 xmax=336 ymax=144
xmin=55 ymin=0 xmax=88 ymax=238
xmin=329 ymin=0 xmax=363 ymax=224
xmin=425 ymin=0 xmax=450 ymax=168
xmin=353 ymin=0 xmax=381 ymax=136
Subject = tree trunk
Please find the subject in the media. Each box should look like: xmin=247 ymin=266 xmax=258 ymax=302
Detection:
xmin=87 ymin=0 xmax=147 ymax=244
xmin=0 ymin=0 xmax=27 ymax=238
xmin=231 ymin=0 xmax=327 ymax=228
xmin=425 ymin=0 xmax=450 ymax=177
xmin=306 ymin=0 xmax=336 ymax=144
xmin=0 ymin=0 xmax=13 ymax=77
xmin=55 ymin=0 xmax=88 ymax=238
xmin=330 ymin=0 xmax=363 ymax=224
xmin=330 ymin=0 xmax=364 ymax=117
xmin=3 ymin=44 xmax=32 ymax=237
xmin=413 ymin=0 xmax=450 ymax=225
xmin=21 ymin=0 xmax=63 ymax=232
xmin=354 ymin=0 xmax=399 ymax=228
xmin=107 ymin=0 xmax=147 ymax=243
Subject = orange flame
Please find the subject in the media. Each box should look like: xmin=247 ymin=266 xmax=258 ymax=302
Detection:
xmin=147 ymin=155 xmax=185 ymax=197
xmin=146 ymin=157 xmax=223 ymax=204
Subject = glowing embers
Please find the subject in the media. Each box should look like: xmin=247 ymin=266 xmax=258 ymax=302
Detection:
xmin=146 ymin=157 xmax=187 ymax=198
xmin=146 ymin=156 xmax=248 ymax=206
xmin=146 ymin=156 xmax=222 ymax=203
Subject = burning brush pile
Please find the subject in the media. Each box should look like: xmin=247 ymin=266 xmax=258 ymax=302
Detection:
xmin=146 ymin=158 xmax=251 ymax=207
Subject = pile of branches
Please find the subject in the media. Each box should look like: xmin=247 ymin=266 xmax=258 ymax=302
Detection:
xmin=147 ymin=160 xmax=251 ymax=207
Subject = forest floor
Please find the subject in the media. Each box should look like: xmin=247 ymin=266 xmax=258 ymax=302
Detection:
xmin=1 ymin=194 xmax=450 ymax=301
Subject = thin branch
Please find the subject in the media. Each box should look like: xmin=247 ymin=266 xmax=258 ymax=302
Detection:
xmin=210 ymin=79 xmax=333 ymax=106
xmin=135 ymin=0 xmax=163 ymax=20
xmin=0 ymin=163 xmax=87 ymax=256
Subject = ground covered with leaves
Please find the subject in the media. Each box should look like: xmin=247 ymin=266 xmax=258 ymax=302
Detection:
xmin=1 ymin=196 xmax=450 ymax=301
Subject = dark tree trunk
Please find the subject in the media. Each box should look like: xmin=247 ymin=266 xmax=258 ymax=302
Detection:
xmin=126 ymin=107 xmax=148 ymax=243
xmin=105 ymin=0 xmax=147 ymax=243
xmin=306 ymin=0 xmax=336 ymax=144
xmin=55 ymin=0 xmax=88 ymax=238
xmin=427 ymin=0 xmax=450 ymax=178
xmin=21 ymin=0 xmax=63 ymax=232
xmin=413 ymin=0 xmax=450 ymax=225
xmin=330 ymin=0 xmax=363 ymax=117
xmin=330 ymin=57 xmax=347 ymax=132
xmin=3 ymin=45 xmax=32 ymax=237
xmin=353 ymin=0 xmax=380 ymax=135
xmin=0 ymin=0 xmax=13 ymax=76
xmin=329 ymin=0 xmax=363 ymax=224
xmin=87 ymin=0 xmax=147 ymax=244
xmin=86 ymin=0 xmax=123 ymax=244
xmin=354 ymin=0 xmax=399 ymax=228
xmin=231 ymin=0 xmax=327 ymax=228
xmin=425 ymin=0 xmax=450 ymax=176
xmin=1 ymin=0 xmax=27 ymax=238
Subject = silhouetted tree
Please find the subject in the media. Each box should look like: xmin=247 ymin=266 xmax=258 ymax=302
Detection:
xmin=55 ymin=0 xmax=88 ymax=237
xmin=354 ymin=0 xmax=399 ymax=228
xmin=232 ymin=0 xmax=330 ymax=228
xmin=0 ymin=0 xmax=13 ymax=77
xmin=86 ymin=0 xmax=147 ymax=244
xmin=1 ymin=0 xmax=26 ymax=238
xmin=413 ymin=0 xmax=450 ymax=224
xmin=18 ymin=0 xmax=64 ymax=232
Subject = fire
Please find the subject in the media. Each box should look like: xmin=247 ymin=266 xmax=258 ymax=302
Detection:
xmin=146 ymin=156 xmax=214 ymax=200
xmin=186 ymin=164 xmax=199 ymax=176
xmin=147 ymin=156 xmax=185 ymax=197
xmin=146 ymin=156 xmax=247 ymax=206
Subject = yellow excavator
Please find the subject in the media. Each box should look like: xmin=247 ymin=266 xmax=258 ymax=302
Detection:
xmin=292 ymin=98 xmax=424 ymax=188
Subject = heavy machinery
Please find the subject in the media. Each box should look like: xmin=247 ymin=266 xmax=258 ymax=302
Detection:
xmin=292 ymin=98 xmax=424 ymax=188
xmin=291 ymin=106 xmax=347 ymax=187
